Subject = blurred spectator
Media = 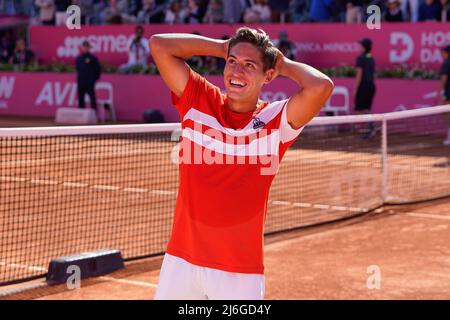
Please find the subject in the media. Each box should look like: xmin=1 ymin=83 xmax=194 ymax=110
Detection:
xmin=401 ymin=0 xmax=419 ymax=22
xmin=184 ymin=0 xmax=204 ymax=24
xmin=269 ymin=0 xmax=289 ymax=22
xmin=0 ymin=31 xmax=15 ymax=64
xmin=346 ymin=0 xmax=363 ymax=23
xmin=102 ymin=0 xmax=122 ymax=23
xmin=309 ymin=0 xmax=333 ymax=22
xmin=104 ymin=0 xmax=135 ymax=23
xmin=165 ymin=0 xmax=187 ymax=24
xmin=119 ymin=25 xmax=149 ymax=73
xmin=223 ymin=0 xmax=248 ymax=23
xmin=289 ymin=0 xmax=309 ymax=22
xmin=92 ymin=0 xmax=107 ymax=24
xmin=203 ymin=0 xmax=224 ymax=23
xmin=54 ymin=0 xmax=71 ymax=26
xmin=1 ymin=0 xmax=36 ymax=15
xmin=440 ymin=0 xmax=450 ymax=21
xmin=275 ymin=30 xmax=296 ymax=60
xmin=419 ymin=0 xmax=441 ymax=21
xmin=35 ymin=0 xmax=56 ymax=25
xmin=128 ymin=0 xmax=143 ymax=16
xmin=17 ymin=0 xmax=37 ymax=16
xmin=329 ymin=0 xmax=346 ymax=22
xmin=76 ymin=40 xmax=101 ymax=112
xmin=9 ymin=39 xmax=35 ymax=67
xmin=72 ymin=0 xmax=94 ymax=24
xmin=383 ymin=0 xmax=403 ymax=21
xmin=197 ymin=0 xmax=210 ymax=20
xmin=136 ymin=0 xmax=166 ymax=23
xmin=0 ymin=0 xmax=14 ymax=15
xmin=243 ymin=0 xmax=272 ymax=23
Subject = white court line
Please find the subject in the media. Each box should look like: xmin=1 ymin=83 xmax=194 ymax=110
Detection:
xmin=99 ymin=276 xmax=157 ymax=288
xmin=92 ymin=185 xmax=121 ymax=191
xmin=282 ymin=149 xmax=448 ymax=172
xmin=0 ymin=261 xmax=46 ymax=272
xmin=1 ymin=175 xmax=177 ymax=196
xmin=0 ymin=282 xmax=48 ymax=297
xmin=267 ymin=199 xmax=371 ymax=213
xmin=405 ymin=212 xmax=450 ymax=221
xmin=0 ymin=261 xmax=157 ymax=291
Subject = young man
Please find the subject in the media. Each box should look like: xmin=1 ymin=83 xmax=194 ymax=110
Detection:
xmin=150 ymin=27 xmax=333 ymax=300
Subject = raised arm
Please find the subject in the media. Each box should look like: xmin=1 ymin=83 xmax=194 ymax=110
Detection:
xmin=149 ymin=34 xmax=228 ymax=97
xmin=275 ymin=53 xmax=334 ymax=129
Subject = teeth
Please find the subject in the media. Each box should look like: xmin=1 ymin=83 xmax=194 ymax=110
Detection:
xmin=230 ymin=79 xmax=245 ymax=87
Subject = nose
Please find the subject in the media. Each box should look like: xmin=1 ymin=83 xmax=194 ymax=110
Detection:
xmin=229 ymin=62 xmax=244 ymax=76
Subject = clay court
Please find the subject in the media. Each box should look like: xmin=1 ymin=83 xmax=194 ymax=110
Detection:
xmin=1 ymin=114 xmax=449 ymax=300
xmin=1 ymin=198 xmax=449 ymax=300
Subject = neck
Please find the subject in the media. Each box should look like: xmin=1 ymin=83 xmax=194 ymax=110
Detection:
xmin=226 ymin=95 xmax=259 ymax=113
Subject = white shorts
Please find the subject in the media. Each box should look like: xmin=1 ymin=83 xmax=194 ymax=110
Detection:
xmin=154 ymin=253 xmax=265 ymax=300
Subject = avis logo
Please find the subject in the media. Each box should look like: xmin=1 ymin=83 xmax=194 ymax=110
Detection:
xmin=35 ymin=81 xmax=113 ymax=107
xmin=0 ymin=76 xmax=15 ymax=109
xmin=389 ymin=32 xmax=414 ymax=63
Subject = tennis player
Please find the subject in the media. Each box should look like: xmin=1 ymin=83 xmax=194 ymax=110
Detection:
xmin=150 ymin=27 xmax=334 ymax=300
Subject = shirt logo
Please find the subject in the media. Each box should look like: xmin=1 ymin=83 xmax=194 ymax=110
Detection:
xmin=252 ymin=117 xmax=265 ymax=129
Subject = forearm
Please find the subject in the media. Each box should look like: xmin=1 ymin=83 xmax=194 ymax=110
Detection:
xmin=150 ymin=33 xmax=227 ymax=60
xmin=355 ymin=74 xmax=362 ymax=90
xmin=279 ymin=57 xmax=333 ymax=90
xmin=438 ymin=76 xmax=447 ymax=92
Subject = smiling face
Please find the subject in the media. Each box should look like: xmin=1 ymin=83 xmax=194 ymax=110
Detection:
xmin=224 ymin=42 xmax=274 ymax=104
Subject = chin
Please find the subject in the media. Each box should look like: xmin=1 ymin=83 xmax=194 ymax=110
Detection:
xmin=227 ymin=91 xmax=248 ymax=102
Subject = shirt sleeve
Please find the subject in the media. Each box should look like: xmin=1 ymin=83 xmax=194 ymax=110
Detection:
xmin=170 ymin=68 xmax=205 ymax=119
xmin=279 ymin=99 xmax=304 ymax=144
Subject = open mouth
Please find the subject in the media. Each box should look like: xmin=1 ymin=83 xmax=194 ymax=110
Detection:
xmin=229 ymin=79 xmax=247 ymax=88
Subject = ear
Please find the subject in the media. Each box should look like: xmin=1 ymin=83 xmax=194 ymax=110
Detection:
xmin=263 ymin=69 xmax=276 ymax=84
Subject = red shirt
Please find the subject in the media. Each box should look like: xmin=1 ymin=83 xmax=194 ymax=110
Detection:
xmin=166 ymin=69 xmax=303 ymax=274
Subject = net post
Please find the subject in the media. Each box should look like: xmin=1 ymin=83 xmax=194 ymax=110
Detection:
xmin=381 ymin=118 xmax=388 ymax=202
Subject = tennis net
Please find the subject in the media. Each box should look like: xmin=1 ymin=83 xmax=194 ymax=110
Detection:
xmin=1 ymin=105 xmax=449 ymax=286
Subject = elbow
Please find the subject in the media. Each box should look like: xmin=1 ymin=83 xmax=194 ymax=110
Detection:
xmin=149 ymin=34 xmax=162 ymax=52
xmin=313 ymin=77 xmax=334 ymax=100
xmin=323 ymin=77 xmax=334 ymax=98
xmin=150 ymin=34 xmax=180 ymax=58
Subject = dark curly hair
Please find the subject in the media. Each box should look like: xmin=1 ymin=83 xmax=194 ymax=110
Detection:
xmin=227 ymin=27 xmax=278 ymax=72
